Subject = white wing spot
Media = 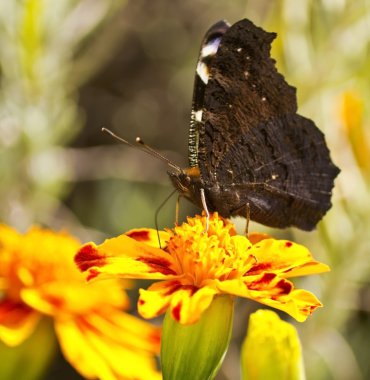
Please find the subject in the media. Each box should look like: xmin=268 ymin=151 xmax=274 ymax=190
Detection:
xmin=195 ymin=110 xmax=203 ymax=122
xmin=201 ymin=37 xmax=222 ymax=58
xmin=196 ymin=62 xmax=209 ymax=84
xmin=237 ymin=47 xmax=242 ymax=52
xmin=262 ymin=97 xmax=266 ymax=101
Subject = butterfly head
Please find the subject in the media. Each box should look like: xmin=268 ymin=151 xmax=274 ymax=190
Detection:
xmin=167 ymin=166 xmax=203 ymax=206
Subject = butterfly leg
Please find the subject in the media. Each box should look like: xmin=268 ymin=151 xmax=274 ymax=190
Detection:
xmin=175 ymin=195 xmax=182 ymax=226
xmin=245 ymin=202 xmax=250 ymax=236
xmin=155 ymin=188 xmax=178 ymax=248
xmin=230 ymin=202 xmax=251 ymax=235
xmin=200 ymin=188 xmax=210 ymax=232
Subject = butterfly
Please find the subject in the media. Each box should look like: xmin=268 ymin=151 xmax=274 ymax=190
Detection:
xmin=167 ymin=19 xmax=339 ymax=230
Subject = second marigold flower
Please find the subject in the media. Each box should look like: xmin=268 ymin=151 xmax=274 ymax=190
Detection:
xmin=75 ymin=213 xmax=329 ymax=325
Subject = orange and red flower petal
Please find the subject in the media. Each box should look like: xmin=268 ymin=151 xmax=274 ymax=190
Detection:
xmin=217 ymin=275 xmax=322 ymax=322
xmin=246 ymin=239 xmax=330 ymax=278
xmin=261 ymin=289 xmax=323 ymax=322
xmin=0 ymin=299 xmax=41 ymax=346
xmin=138 ymin=280 xmax=218 ymax=325
xmin=125 ymin=228 xmax=170 ymax=248
xmin=21 ymin=280 xmax=129 ymax=317
xmin=75 ymin=234 xmax=179 ymax=282
xmin=55 ymin=309 xmax=161 ymax=380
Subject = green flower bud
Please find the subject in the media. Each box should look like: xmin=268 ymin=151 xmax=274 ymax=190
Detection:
xmin=242 ymin=310 xmax=305 ymax=380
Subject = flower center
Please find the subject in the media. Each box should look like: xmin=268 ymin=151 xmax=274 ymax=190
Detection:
xmin=165 ymin=214 xmax=255 ymax=286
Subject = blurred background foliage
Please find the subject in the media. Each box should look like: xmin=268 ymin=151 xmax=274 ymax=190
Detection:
xmin=0 ymin=0 xmax=369 ymax=379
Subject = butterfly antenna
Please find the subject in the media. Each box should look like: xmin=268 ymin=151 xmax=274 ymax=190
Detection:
xmin=102 ymin=128 xmax=181 ymax=172
xmin=135 ymin=137 xmax=180 ymax=172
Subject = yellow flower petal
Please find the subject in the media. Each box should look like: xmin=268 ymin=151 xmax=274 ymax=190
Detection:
xmin=139 ymin=281 xmax=218 ymax=324
xmin=138 ymin=281 xmax=175 ymax=320
xmin=0 ymin=224 xmax=161 ymax=378
xmin=246 ymin=238 xmax=330 ymax=278
xmin=0 ymin=299 xmax=40 ymax=346
xmin=20 ymin=279 xmax=129 ymax=316
xmin=126 ymin=228 xmax=170 ymax=248
xmin=55 ymin=310 xmax=161 ymax=380
xmin=218 ymin=278 xmax=322 ymax=322
xmin=76 ymin=235 xmax=179 ymax=282
xmin=169 ymin=286 xmax=219 ymax=325
xmin=257 ymin=289 xmax=323 ymax=323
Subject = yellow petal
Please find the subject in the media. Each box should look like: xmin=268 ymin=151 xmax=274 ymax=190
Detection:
xmin=247 ymin=239 xmax=329 ymax=278
xmin=126 ymin=228 xmax=170 ymax=248
xmin=21 ymin=280 xmax=128 ymax=316
xmin=217 ymin=278 xmax=322 ymax=322
xmin=169 ymin=286 xmax=219 ymax=325
xmin=0 ymin=299 xmax=40 ymax=346
xmin=75 ymin=234 xmax=178 ymax=281
xmin=138 ymin=282 xmax=174 ymax=320
xmin=55 ymin=310 xmax=161 ymax=380
xmin=139 ymin=281 xmax=218 ymax=325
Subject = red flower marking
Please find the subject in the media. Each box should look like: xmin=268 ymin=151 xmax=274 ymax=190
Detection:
xmin=76 ymin=316 xmax=101 ymax=335
xmin=149 ymin=329 xmax=161 ymax=349
xmin=75 ymin=244 xmax=107 ymax=272
xmin=163 ymin=281 xmax=183 ymax=296
xmin=44 ymin=294 xmax=65 ymax=309
xmin=136 ymin=257 xmax=176 ymax=275
xmin=87 ymin=269 xmax=101 ymax=281
xmin=245 ymin=263 xmax=272 ymax=276
xmin=138 ymin=299 xmax=145 ymax=306
xmin=276 ymin=279 xmax=292 ymax=294
xmin=126 ymin=230 xmax=151 ymax=242
xmin=172 ymin=302 xmax=182 ymax=321
xmin=182 ymin=284 xmax=198 ymax=296
xmin=301 ymin=305 xmax=316 ymax=313
xmin=162 ymin=282 xmax=198 ymax=297
xmin=248 ymin=273 xmax=276 ymax=290
xmin=285 ymin=241 xmax=293 ymax=247
xmin=0 ymin=300 xmax=33 ymax=324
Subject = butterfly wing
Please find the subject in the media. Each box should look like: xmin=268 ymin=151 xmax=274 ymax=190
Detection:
xmin=188 ymin=20 xmax=230 ymax=167
xmin=197 ymin=19 xmax=339 ymax=230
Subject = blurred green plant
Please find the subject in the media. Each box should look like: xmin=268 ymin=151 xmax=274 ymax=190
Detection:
xmin=0 ymin=0 xmax=127 ymax=231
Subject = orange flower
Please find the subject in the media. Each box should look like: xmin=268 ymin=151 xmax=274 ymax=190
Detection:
xmin=0 ymin=225 xmax=161 ymax=380
xmin=76 ymin=213 xmax=329 ymax=325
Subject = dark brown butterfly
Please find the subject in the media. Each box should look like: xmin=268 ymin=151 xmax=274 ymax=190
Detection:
xmin=167 ymin=19 xmax=339 ymax=230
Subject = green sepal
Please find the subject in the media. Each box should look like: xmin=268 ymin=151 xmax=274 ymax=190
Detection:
xmin=161 ymin=295 xmax=234 ymax=380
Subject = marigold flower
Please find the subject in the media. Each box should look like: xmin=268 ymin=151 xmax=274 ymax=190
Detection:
xmin=0 ymin=225 xmax=161 ymax=380
xmin=76 ymin=213 xmax=329 ymax=325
